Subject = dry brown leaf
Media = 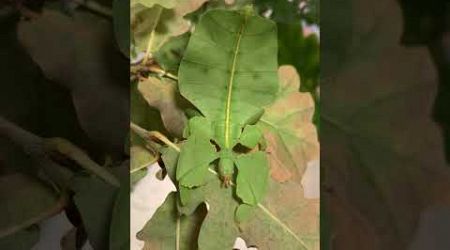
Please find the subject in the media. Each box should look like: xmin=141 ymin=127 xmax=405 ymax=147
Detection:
xmin=138 ymin=77 xmax=187 ymax=137
xmin=260 ymin=65 xmax=319 ymax=183
xmin=132 ymin=0 xmax=208 ymax=54
xmin=239 ymin=178 xmax=320 ymax=250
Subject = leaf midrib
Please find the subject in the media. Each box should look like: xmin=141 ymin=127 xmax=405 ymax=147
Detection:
xmin=224 ymin=15 xmax=247 ymax=148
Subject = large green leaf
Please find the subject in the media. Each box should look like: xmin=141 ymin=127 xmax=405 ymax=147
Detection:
xmin=196 ymin=176 xmax=240 ymax=250
xmin=70 ymin=165 xmax=127 ymax=250
xmin=109 ymin=182 xmax=130 ymax=250
xmin=153 ymin=32 xmax=191 ymax=74
xmin=71 ymin=175 xmax=117 ymax=250
xmin=0 ymin=174 xmax=61 ymax=237
xmin=178 ymin=9 xmax=279 ymax=148
xmin=137 ymin=192 xmax=206 ymax=250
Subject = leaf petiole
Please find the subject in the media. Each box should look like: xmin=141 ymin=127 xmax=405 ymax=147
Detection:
xmin=147 ymin=64 xmax=179 ymax=81
xmin=130 ymin=122 xmax=180 ymax=152
xmin=44 ymin=138 xmax=120 ymax=187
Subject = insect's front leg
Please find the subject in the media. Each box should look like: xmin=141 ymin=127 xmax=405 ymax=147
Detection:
xmin=239 ymin=124 xmax=263 ymax=149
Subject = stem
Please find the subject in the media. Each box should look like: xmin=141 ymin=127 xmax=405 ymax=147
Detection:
xmin=130 ymin=122 xmax=180 ymax=152
xmin=143 ymin=5 xmax=163 ymax=63
xmin=224 ymin=15 xmax=246 ymax=148
xmin=44 ymin=138 xmax=120 ymax=187
xmin=176 ymin=213 xmax=181 ymax=250
xmin=0 ymin=116 xmax=73 ymax=187
xmin=0 ymin=116 xmax=119 ymax=187
xmin=148 ymin=65 xmax=179 ymax=81
xmin=130 ymin=163 xmax=150 ymax=174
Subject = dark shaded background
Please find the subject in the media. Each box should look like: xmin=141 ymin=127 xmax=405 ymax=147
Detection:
xmin=0 ymin=1 xmax=129 ymax=249
xmin=322 ymin=0 xmax=450 ymax=249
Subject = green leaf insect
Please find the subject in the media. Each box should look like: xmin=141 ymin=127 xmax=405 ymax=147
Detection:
xmin=176 ymin=8 xmax=278 ymax=210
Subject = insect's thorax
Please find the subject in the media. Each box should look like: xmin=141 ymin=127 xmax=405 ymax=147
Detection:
xmin=212 ymin=121 xmax=242 ymax=149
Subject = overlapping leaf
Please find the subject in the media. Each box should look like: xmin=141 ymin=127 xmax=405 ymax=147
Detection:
xmin=143 ymin=150 xmax=240 ymax=250
xmin=259 ymin=66 xmax=319 ymax=183
xmin=239 ymin=178 xmax=320 ymax=250
xmin=196 ymin=176 xmax=240 ymax=250
xmin=131 ymin=0 xmax=207 ymax=56
xmin=138 ymin=77 xmax=188 ymax=137
xmin=109 ymin=181 xmax=130 ymax=250
xmin=0 ymin=174 xmax=62 ymax=238
xmin=130 ymin=81 xmax=164 ymax=185
xmin=137 ymin=193 xmax=206 ymax=250
xmin=146 ymin=146 xmax=319 ymax=249
xmin=71 ymin=166 xmax=127 ymax=250
xmin=71 ymin=175 xmax=118 ymax=250
xmin=0 ymin=225 xmax=39 ymax=250
xmin=153 ymin=32 xmax=191 ymax=74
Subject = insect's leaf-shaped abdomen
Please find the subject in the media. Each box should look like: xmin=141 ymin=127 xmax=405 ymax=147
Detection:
xmin=179 ymin=9 xmax=278 ymax=148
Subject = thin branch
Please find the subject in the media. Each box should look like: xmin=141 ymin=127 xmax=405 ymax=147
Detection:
xmin=148 ymin=65 xmax=179 ymax=81
xmin=0 ymin=116 xmax=72 ymax=187
xmin=0 ymin=116 xmax=119 ymax=187
xmin=130 ymin=122 xmax=180 ymax=152
xmin=176 ymin=214 xmax=181 ymax=250
xmin=44 ymin=138 xmax=120 ymax=187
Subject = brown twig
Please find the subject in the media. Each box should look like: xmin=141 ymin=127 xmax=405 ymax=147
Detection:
xmin=130 ymin=122 xmax=180 ymax=152
xmin=0 ymin=116 xmax=119 ymax=187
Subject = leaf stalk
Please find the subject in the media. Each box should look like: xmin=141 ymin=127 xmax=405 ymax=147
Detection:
xmin=130 ymin=122 xmax=180 ymax=152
